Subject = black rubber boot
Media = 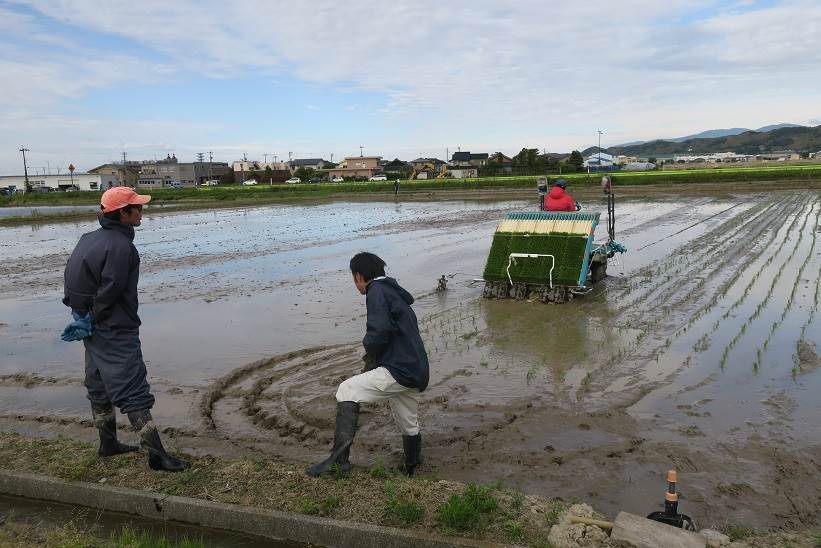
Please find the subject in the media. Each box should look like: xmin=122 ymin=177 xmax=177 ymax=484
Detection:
xmin=127 ymin=409 xmax=190 ymax=472
xmin=91 ymin=402 xmax=138 ymax=457
xmin=306 ymin=402 xmax=359 ymax=477
xmin=401 ymin=433 xmax=422 ymax=477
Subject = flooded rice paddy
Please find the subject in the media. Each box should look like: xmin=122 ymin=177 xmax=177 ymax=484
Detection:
xmin=1 ymin=189 xmax=820 ymax=529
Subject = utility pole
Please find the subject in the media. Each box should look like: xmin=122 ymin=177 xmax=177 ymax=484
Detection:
xmin=359 ymin=145 xmax=364 ymax=157
xmin=208 ymin=151 xmax=213 ymax=183
xmin=597 ymin=130 xmax=603 ymax=171
xmin=288 ymin=151 xmax=293 ymax=162
xmin=122 ymin=151 xmax=128 ymax=187
xmin=19 ymin=146 xmax=31 ymax=192
xmin=196 ymin=152 xmax=205 ymax=185
xmin=263 ymin=153 xmax=269 ymax=163
xmin=240 ymin=153 xmax=247 ymax=184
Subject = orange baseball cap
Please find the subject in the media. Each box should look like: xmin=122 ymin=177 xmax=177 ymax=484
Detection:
xmin=100 ymin=187 xmax=151 ymax=213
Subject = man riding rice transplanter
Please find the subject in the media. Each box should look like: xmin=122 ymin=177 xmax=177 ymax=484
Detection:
xmin=306 ymin=252 xmax=430 ymax=477
xmin=544 ymin=178 xmax=579 ymax=212
xmin=61 ymin=187 xmax=190 ymax=472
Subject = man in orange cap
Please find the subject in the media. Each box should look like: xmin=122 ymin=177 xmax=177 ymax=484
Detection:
xmin=62 ymin=187 xmax=190 ymax=472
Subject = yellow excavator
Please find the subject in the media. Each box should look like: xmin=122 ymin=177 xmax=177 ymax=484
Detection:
xmin=436 ymin=166 xmax=450 ymax=179
xmin=409 ymin=163 xmax=436 ymax=180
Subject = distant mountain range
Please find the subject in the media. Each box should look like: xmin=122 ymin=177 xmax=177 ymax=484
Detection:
xmin=582 ymin=124 xmax=821 ymax=157
xmin=614 ymin=124 xmax=804 ymax=147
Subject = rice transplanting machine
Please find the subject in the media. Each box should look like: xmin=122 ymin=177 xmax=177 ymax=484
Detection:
xmin=481 ymin=176 xmax=625 ymax=303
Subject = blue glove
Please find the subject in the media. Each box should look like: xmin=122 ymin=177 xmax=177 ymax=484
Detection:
xmin=61 ymin=311 xmax=92 ymax=342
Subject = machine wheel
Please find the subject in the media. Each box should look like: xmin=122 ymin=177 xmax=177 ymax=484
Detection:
xmin=511 ymin=283 xmax=528 ymax=300
xmin=491 ymin=281 xmax=510 ymax=299
xmin=482 ymin=281 xmax=494 ymax=299
xmin=590 ymin=262 xmax=607 ymax=283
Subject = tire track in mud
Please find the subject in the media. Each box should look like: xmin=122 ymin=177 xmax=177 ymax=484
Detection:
xmin=196 ymin=338 xmax=543 ymax=455
xmin=200 ymin=345 xmax=355 ymax=430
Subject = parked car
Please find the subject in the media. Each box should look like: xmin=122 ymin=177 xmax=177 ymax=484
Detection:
xmin=330 ymin=176 xmax=344 ymax=183
xmin=369 ymin=175 xmax=388 ymax=181
xmin=201 ymin=179 xmax=220 ymax=186
xmin=241 ymin=180 xmax=258 ymax=186
xmin=0 ymin=188 xmax=10 ymax=196
xmin=33 ymin=186 xmax=54 ymax=193
xmin=309 ymin=176 xmax=324 ymax=184
xmin=165 ymin=181 xmax=183 ymax=188
xmin=285 ymin=177 xmax=301 ymax=184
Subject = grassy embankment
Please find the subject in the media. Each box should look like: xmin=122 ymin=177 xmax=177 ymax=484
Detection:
xmin=2 ymin=164 xmax=821 ymax=226
xmin=0 ymin=432 xmax=568 ymax=546
xmin=1 ymin=433 xmax=819 ymax=547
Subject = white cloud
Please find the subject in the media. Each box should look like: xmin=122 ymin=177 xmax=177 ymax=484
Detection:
xmin=2 ymin=0 xmax=820 ymax=171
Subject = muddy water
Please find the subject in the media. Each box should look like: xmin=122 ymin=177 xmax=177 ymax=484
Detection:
xmin=2 ymin=191 xmax=820 ymax=530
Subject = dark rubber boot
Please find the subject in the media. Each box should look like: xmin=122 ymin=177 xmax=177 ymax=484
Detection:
xmin=306 ymin=402 xmax=359 ymax=477
xmin=128 ymin=409 xmax=190 ymax=472
xmin=401 ymin=433 xmax=422 ymax=477
xmin=91 ymin=402 xmax=138 ymax=457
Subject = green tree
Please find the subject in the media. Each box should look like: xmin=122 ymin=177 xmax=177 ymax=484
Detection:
xmin=512 ymin=148 xmax=540 ymax=167
xmin=294 ymin=167 xmax=316 ymax=181
xmin=264 ymin=166 xmax=274 ymax=183
xmin=568 ymin=150 xmax=584 ymax=171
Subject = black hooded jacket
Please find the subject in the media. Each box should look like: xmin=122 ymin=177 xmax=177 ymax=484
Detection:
xmin=363 ymin=277 xmax=429 ymax=391
xmin=62 ymin=216 xmax=141 ymax=330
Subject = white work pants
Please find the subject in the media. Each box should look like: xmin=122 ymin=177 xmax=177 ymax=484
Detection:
xmin=336 ymin=367 xmax=420 ymax=436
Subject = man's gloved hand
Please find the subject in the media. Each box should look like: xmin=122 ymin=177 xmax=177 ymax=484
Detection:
xmin=361 ymin=353 xmax=378 ymax=374
xmin=61 ymin=311 xmax=92 ymax=342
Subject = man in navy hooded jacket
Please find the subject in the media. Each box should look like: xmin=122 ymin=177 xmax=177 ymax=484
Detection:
xmin=62 ymin=187 xmax=189 ymax=473
xmin=307 ymin=252 xmax=429 ymax=477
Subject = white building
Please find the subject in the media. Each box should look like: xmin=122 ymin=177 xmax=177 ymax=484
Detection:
xmin=623 ymin=162 xmax=656 ymax=171
xmin=583 ymin=152 xmax=616 ymax=168
xmin=0 ymin=173 xmax=118 ymax=193
xmin=447 ymin=167 xmax=478 ymax=178
xmin=674 ymin=152 xmax=752 ymax=163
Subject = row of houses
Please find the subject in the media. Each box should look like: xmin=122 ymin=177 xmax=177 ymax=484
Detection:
xmin=231 ymin=151 xmax=500 ymax=180
xmin=12 ymin=146 xmax=817 ymax=193
xmin=0 ymin=172 xmax=119 ymax=193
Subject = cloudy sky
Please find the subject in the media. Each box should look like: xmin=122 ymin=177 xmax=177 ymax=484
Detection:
xmin=1 ymin=0 xmax=820 ymax=173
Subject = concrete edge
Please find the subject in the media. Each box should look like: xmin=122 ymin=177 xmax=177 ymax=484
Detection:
xmin=0 ymin=469 xmax=505 ymax=548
